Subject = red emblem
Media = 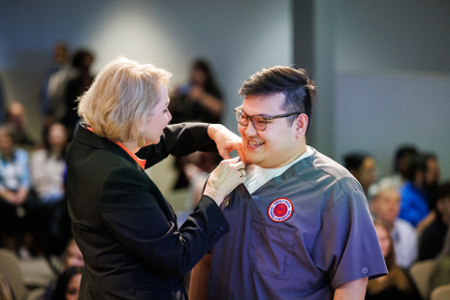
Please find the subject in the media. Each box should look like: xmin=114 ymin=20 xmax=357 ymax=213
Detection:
xmin=268 ymin=198 xmax=293 ymax=222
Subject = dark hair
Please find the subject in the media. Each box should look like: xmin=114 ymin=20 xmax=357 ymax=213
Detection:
xmin=51 ymin=266 xmax=83 ymax=300
xmin=343 ymin=152 xmax=372 ymax=171
xmin=238 ymin=66 xmax=316 ymax=133
xmin=405 ymin=153 xmax=437 ymax=182
xmin=437 ymin=181 xmax=450 ymax=202
xmin=393 ymin=145 xmax=417 ymax=173
xmin=190 ymin=59 xmax=222 ymax=99
xmin=72 ymin=49 xmax=94 ymax=69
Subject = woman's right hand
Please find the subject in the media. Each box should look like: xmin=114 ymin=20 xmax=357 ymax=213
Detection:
xmin=203 ymin=157 xmax=246 ymax=206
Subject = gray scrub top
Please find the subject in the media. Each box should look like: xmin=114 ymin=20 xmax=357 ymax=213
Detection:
xmin=208 ymin=149 xmax=387 ymax=300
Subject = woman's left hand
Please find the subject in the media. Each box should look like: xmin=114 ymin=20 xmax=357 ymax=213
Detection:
xmin=207 ymin=124 xmax=248 ymax=164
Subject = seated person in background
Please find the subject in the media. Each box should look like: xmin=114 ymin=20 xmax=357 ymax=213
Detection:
xmin=170 ymin=59 xmax=224 ymax=124
xmin=418 ymin=181 xmax=450 ymax=261
xmin=399 ymin=153 xmax=440 ymax=230
xmin=366 ymin=221 xmax=422 ymax=300
xmin=170 ymin=59 xmax=224 ymax=189
xmin=372 ymin=145 xmax=417 ymax=194
xmin=5 ymin=102 xmax=34 ymax=146
xmin=30 ymin=122 xmax=69 ymax=254
xmin=42 ymin=239 xmax=84 ymax=300
xmin=50 ymin=266 xmax=83 ymax=300
xmin=343 ymin=151 xmax=377 ymax=196
xmin=0 ymin=125 xmax=33 ymax=255
xmin=62 ymin=49 xmax=95 ymax=137
xmin=429 ymin=224 xmax=450 ymax=294
xmin=371 ymin=187 xmax=417 ymax=269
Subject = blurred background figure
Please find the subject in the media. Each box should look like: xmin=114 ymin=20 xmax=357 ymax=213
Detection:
xmin=373 ymin=145 xmax=418 ymax=193
xmin=170 ymin=58 xmax=224 ymax=124
xmin=0 ymin=77 xmax=6 ymax=124
xmin=41 ymin=239 xmax=84 ymax=300
xmin=30 ymin=122 xmax=70 ymax=256
xmin=371 ymin=187 xmax=417 ymax=269
xmin=40 ymin=42 xmax=73 ymax=136
xmin=0 ymin=124 xmax=33 ymax=257
xmin=62 ymin=49 xmax=95 ymax=137
xmin=170 ymin=59 xmax=224 ymax=189
xmin=429 ymin=224 xmax=450 ymax=296
xmin=365 ymin=221 xmax=421 ymax=300
xmin=50 ymin=266 xmax=83 ymax=300
xmin=418 ymin=181 xmax=450 ymax=261
xmin=399 ymin=153 xmax=440 ymax=230
xmin=5 ymin=101 xmax=35 ymax=146
xmin=343 ymin=151 xmax=377 ymax=196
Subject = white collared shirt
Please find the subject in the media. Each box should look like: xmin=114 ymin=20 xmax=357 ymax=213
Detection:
xmin=244 ymin=146 xmax=313 ymax=195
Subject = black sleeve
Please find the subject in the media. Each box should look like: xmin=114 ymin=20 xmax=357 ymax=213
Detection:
xmin=99 ymin=167 xmax=229 ymax=278
xmin=136 ymin=122 xmax=217 ymax=169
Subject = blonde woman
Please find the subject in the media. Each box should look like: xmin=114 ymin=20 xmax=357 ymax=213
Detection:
xmin=66 ymin=57 xmax=246 ymax=300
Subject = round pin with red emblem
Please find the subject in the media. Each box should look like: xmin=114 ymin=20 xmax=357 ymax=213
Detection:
xmin=268 ymin=198 xmax=293 ymax=222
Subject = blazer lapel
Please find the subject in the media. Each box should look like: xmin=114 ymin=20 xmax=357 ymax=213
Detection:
xmin=74 ymin=125 xmax=178 ymax=226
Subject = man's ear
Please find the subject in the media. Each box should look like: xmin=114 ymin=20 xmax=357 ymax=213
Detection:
xmin=294 ymin=114 xmax=308 ymax=138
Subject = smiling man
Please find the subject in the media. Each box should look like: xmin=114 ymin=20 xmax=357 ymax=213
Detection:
xmin=189 ymin=66 xmax=387 ymax=300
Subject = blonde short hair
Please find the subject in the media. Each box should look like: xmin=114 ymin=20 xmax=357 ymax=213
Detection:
xmin=77 ymin=56 xmax=172 ymax=142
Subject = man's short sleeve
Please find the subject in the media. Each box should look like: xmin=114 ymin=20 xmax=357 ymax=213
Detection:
xmin=312 ymin=191 xmax=387 ymax=289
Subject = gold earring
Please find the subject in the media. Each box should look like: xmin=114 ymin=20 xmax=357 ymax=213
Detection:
xmin=137 ymin=137 xmax=145 ymax=148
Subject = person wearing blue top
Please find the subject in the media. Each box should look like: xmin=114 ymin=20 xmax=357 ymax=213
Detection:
xmin=398 ymin=153 xmax=440 ymax=229
xmin=0 ymin=124 xmax=32 ymax=253
xmin=190 ymin=66 xmax=387 ymax=300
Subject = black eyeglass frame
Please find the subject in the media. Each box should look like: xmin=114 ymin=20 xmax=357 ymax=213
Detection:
xmin=234 ymin=106 xmax=304 ymax=132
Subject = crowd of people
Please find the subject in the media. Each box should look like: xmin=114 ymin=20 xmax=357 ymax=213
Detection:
xmin=344 ymin=146 xmax=450 ymax=298
xmin=0 ymin=43 xmax=448 ymax=300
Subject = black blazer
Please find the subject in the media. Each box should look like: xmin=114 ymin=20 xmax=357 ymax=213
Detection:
xmin=67 ymin=123 xmax=229 ymax=300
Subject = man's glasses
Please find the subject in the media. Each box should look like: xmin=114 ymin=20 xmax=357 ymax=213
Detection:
xmin=234 ymin=106 xmax=303 ymax=132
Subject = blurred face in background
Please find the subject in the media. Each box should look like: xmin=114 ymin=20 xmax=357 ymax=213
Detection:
xmin=65 ymin=242 xmax=84 ymax=268
xmin=371 ymin=188 xmax=401 ymax=226
xmin=375 ymin=224 xmax=391 ymax=258
xmin=48 ymin=123 xmax=68 ymax=149
xmin=424 ymin=158 xmax=440 ymax=188
xmin=191 ymin=68 xmax=207 ymax=86
xmin=354 ymin=157 xmax=377 ymax=193
xmin=65 ymin=273 xmax=82 ymax=300
xmin=0 ymin=129 xmax=13 ymax=154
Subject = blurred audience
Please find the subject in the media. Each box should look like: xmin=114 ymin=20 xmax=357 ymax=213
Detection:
xmin=62 ymin=49 xmax=94 ymax=137
xmin=5 ymin=102 xmax=34 ymax=146
xmin=0 ymin=125 xmax=33 ymax=256
xmin=418 ymin=181 xmax=450 ymax=261
xmin=170 ymin=59 xmax=224 ymax=189
xmin=343 ymin=151 xmax=377 ymax=196
xmin=50 ymin=266 xmax=83 ymax=300
xmin=40 ymin=42 xmax=73 ymax=134
xmin=42 ymin=239 xmax=84 ymax=300
xmin=429 ymin=225 xmax=450 ymax=295
xmin=399 ymin=153 xmax=440 ymax=230
xmin=30 ymin=122 xmax=69 ymax=255
xmin=0 ymin=77 xmax=6 ymax=124
xmin=371 ymin=187 xmax=417 ymax=269
xmin=365 ymin=221 xmax=421 ymax=300
xmin=371 ymin=145 xmax=418 ymax=196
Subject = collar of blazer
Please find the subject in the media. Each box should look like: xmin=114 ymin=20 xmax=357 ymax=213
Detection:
xmin=74 ymin=125 xmax=143 ymax=170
